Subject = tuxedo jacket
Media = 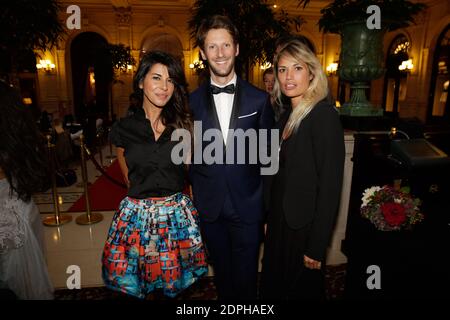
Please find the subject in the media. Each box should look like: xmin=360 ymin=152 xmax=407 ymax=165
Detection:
xmin=189 ymin=77 xmax=274 ymax=224
xmin=266 ymin=99 xmax=345 ymax=261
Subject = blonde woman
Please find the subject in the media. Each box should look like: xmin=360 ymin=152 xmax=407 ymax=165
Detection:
xmin=260 ymin=40 xmax=345 ymax=300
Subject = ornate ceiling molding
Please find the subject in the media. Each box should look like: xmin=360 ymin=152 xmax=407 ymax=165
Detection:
xmin=110 ymin=0 xmax=130 ymax=8
xmin=114 ymin=6 xmax=132 ymax=26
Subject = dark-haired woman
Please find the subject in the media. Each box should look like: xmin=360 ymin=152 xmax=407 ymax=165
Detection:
xmin=0 ymin=81 xmax=54 ymax=299
xmin=102 ymin=51 xmax=208 ymax=299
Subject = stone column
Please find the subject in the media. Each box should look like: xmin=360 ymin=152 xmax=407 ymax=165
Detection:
xmin=56 ymin=48 xmax=72 ymax=117
xmin=113 ymin=6 xmax=133 ymax=118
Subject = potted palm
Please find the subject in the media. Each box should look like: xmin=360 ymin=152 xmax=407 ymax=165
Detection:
xmin=299 ymin=0 xmax=426 ymax=117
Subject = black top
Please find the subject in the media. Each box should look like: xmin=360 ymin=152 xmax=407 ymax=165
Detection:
xmin=110 ymin=108 xmax=185 ymax=198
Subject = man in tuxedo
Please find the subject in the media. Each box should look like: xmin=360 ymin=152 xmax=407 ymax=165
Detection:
xmin=189 ymin=15 xmax=274 ymax=300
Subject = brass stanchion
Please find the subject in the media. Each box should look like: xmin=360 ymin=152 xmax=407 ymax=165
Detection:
xmin=76 ymin=134 xmax=103 ymax=225
xmin=106 ymin=127 xmax=116 ymax=164
xmin=96 ymin=132 xmax=104 ymax=168
xmin=43 ymin=135 xmax=72 ymax=226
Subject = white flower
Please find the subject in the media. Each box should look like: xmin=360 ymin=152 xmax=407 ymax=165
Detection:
xmin=361 ymin=186 xmax=382 ymax=207
xmin=394 ymin=198 xmax=402 ymax=204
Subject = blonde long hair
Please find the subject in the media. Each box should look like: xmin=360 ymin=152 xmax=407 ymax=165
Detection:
xmin=273 ymin=40 xmax=328 ymax=139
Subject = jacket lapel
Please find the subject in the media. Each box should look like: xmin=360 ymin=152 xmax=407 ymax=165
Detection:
xmin=225 ymin=77 xmax=242 ymax=146
xmin=204 ymin=84 xmax=221 ymax=132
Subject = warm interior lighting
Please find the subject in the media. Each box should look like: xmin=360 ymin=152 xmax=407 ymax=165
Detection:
xmin=390 ymin=127 xmax=397 ymax=136
xmin=394 ymin=42 xmax=410 ymax=55
xmin=190 ymin=60 xmax=205 ymax=70
xmin=89 ymin=72 xmax=95 ymax=85
xmin=326 ymin=62 xmax=338 ymax=76
xmin=36 ymin=59 xmax=55 ymax=73
xmin=273 ymin=4 xmax=277 ymax=8
xmin=438 ymin=61 xmax=447 ymax=74
xmin=335 ymin=100 xmax=341 ymax=108
xmin=260 ymin=62 xmax=272 ymax=70
xmin=398 ymin=59 xmax=413 ymax=72
xmin=22 ymin=98 xmax=32 ymax=105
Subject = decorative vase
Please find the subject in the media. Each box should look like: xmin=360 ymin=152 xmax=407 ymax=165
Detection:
xmin=338 ymin=21 xmax=386 ymax=117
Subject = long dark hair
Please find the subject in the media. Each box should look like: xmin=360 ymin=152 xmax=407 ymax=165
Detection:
xmin=133 ymin=51 xmax=193 ymax=134
xmin=0 ymin=81 xmax=50 ymax=201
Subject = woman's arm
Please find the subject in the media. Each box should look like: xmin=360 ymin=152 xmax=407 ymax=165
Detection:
xmin=116 ymin=147 xmax=129 ymax=187
xmin=305 ymin=104 xmax=345 ymax=263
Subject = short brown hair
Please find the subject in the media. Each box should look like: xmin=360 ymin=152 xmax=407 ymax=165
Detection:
xmin=263 ymin=68 xmax=274 ymax=78
xmin=196 ymin=15 xmax=239 ymax=50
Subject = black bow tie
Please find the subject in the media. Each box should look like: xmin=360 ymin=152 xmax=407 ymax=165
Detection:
xmin=210 ymin=84 xmax=235 ymax=95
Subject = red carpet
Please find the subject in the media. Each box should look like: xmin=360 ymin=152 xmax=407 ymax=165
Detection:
xmin=67 ymin=160 xmax=127 ymax=212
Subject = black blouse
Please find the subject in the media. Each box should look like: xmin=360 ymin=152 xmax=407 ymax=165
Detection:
xmin=110 ymin=108 xmax=185 ymax=198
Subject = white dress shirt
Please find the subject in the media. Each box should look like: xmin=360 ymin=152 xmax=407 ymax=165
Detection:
xmin=211 ymin=74 xmax=237 ymax=144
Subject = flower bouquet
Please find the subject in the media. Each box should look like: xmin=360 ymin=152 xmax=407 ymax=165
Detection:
xmin=360 ymin=185 xmax=424 ymax=231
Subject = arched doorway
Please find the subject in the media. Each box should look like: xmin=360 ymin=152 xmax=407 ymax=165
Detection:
xmin=140 ymin=33 xmax=184 ymax=63
xmin=382 ymin=34 xmax=411 ymax=117
xmin=428 ymin=25 xmax=450 ymax=124
xmin=70 ymin=32 xmax=110 ymax=123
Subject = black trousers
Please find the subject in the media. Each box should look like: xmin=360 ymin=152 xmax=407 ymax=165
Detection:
xmin=200 ymin=194 xmax=262 ymax=300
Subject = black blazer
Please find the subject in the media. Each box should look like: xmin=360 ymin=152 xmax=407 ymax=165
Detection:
xmin=266 ymin=99 xmax=345 ymax=261
xmin=189 ymin=77 xmax=274 ymax=224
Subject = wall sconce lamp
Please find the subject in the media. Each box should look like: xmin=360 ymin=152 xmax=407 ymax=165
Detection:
xmin=114 ymin=64 xmax=134 ymax=74
xmin=398 ymin=59 xmax=413 ymax=72
xmin=22 ymin=97 xmax=33 ymax=105
xmin=36 ymin=59 xmax=56 ymax=73
xmin=260 ymin=62 xmax=272 ymax=70
xmin=189 ymin=60 xmax=205 ymax=70
xmin=89 ymin=71 xmax=95 ymax=86
xmin=121 ymin=64 xmax=133 ymax=73
xmin=326 ymin=62 xmax=338 ymax=76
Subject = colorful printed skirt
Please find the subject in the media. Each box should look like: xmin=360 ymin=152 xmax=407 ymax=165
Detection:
xmin=102 ymin=192 xmax=208 ymax=299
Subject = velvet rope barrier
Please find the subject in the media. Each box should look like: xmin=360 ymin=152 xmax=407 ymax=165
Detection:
xmin=82 ymin=143 xmax=127 ymax=189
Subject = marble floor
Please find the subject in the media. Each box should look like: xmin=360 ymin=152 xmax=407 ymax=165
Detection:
xmin=35 ymin=146 xmax=117 ymax=289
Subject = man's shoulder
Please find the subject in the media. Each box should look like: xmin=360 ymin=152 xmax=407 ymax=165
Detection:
xmin=238 ymin=78 xmax=269 ymax=107
xmin=238 ymin=78 xmax=266 ymax=96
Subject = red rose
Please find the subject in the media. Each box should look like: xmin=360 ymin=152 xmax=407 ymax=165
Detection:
xmin=381 ymin=202 xmax=407 ymax=226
